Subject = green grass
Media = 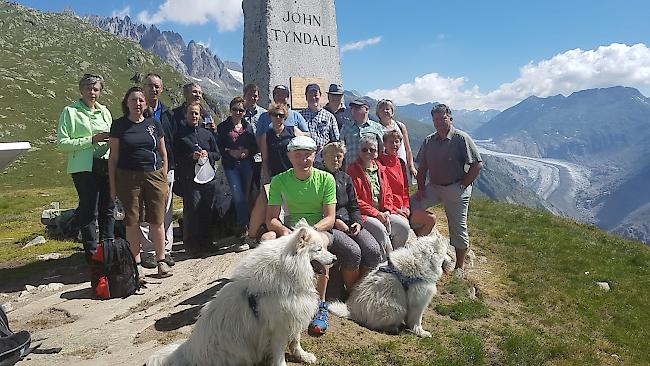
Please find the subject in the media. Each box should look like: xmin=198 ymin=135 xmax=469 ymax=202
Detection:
xmin=499 ymin=327 xmax=570 ymax=366
xmin=0 ymin=2 xmax=188 ymax=189
xmin=470 ymin=198 xmax=650 ymax=364
xmin=0 ymin=186 xmax=81 ymax=267
xmin=425 ymin=332 xmax=486 ymax=366
xmin=434 ymin=299 xmax=490 ymax=321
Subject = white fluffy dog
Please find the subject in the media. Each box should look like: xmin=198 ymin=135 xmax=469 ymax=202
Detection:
xmin=330 ymin=230 xmax=450 ymax=337
xmin=146 ymin=222 xmax=336 ymax=366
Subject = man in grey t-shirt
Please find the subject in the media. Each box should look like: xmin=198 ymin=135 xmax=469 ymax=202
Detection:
xmin=410 ymin=104 xmax=482 ymax=279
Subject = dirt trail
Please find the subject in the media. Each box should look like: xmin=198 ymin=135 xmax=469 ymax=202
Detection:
xmin=4 ymin=250 xmax=244 ymax=365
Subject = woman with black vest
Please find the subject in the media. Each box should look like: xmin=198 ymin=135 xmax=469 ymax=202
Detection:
xmin=174 ymin=101 xmax=221 ymax=256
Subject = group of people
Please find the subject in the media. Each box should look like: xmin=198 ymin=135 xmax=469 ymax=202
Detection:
xmin=56 ymin=73 xmax=483 ymax=336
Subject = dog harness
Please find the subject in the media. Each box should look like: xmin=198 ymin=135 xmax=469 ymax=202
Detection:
xmin=247 ymin=293 xmax=260 ymax=318
xmin=377 ymin=258 xmax=423 ymax=290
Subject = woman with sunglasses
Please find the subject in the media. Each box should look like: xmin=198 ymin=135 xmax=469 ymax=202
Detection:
xmin=217 ymin=96 xmax=258 ymax=236
xmin=56 ymin=74 xmax=114 ymax=263
xmin=320 ymin=141 xmax=382 ymax=292
xmin=347 ymin=136 xmax=411 ymax=257
xmin=376 ymin=99 xmax=418 ymax=178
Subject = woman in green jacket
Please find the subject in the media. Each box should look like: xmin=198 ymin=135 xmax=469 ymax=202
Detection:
xmin=56 ymin=74 xmax=115 ymax=260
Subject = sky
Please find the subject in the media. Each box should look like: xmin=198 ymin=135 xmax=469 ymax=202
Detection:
xmin=16 ymin=0 xmax=650 ymax=110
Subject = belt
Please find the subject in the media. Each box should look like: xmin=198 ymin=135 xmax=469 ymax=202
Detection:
xmin=437 ymin=180 xmax=459 ymax=187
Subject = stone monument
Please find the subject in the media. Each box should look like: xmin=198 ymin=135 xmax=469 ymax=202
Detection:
xmin=242 ymin=0 xmax=342 ymax=108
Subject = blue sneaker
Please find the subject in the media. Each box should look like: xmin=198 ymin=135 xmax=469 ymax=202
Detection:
xmin=308 ymin=301 xmax=329 ymax=336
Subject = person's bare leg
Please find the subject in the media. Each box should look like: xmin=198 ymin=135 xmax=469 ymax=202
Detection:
xmin=247 ymin=192 xmax=267 ymax=238
xmin=410 ymin=209 xmax=436 ymax=236
xmin=341 ymin=267 xmax=360 ymax=291
xmin=359 ymin=265 xmax=373 ymax=279
xmin=316 ymin=232 xmax=331 ymax=300
xmin=455 ymin=247 xmax=468 ymax=269
xmin=149 ymin=222 xmax=166 ymax=261
xmin=126 ymin=224 xmax=142 ymax=263
xmin=261 ymin=231 xmax=277 ymax=241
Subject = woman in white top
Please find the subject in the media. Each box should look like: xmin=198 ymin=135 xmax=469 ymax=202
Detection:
xmin=376 ymin=99 xmax=417 ymax=178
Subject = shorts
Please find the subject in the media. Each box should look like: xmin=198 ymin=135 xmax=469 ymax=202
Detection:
xmin=116 ymin=168 xmax=168 ymax=226
xmin=410 ymin=183 xmax=472 ymax=250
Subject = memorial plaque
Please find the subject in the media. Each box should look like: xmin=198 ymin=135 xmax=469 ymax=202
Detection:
xmin=289 ymin=77 xmax=328 ymax=110
xmin=243 ymin=0 xmax=342 ymax=108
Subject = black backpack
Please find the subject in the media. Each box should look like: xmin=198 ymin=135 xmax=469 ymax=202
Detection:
xmin=90 ymin=238 xmax=140 ymax=299
xmin=0 ymin=306 xmax=31 ymax=366
xmin=44 ymin=209 xmax=78 ymax=241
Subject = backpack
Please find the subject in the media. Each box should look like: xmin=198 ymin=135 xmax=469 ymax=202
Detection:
xmin=44 ymin=208 xmax=79 ymax=241
xmin=0 ymin=306 xmax=31 ymax=366
xmin=90 ymin=238 xmax=140 ymax=299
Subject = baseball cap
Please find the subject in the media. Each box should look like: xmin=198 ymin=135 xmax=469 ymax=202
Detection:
xmin=349 ymin=98 xmax=369 ymax=108
xmin=305 ymin=83 xmax=321 ymax=94
xmin=327 ymin=83 xmax=344 ymax=95
xmin=287 ymin=136 xmax=317 ymax=151
xmin=273 ymin=84 xmax=289 ymax=93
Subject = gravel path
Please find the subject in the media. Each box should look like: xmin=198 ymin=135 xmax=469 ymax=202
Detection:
xmin=3 ymin=248 xmax=245 ymax=365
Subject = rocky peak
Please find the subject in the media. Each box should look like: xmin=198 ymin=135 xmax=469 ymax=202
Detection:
xmin=83 ymin=15 xmax=242 ymax=99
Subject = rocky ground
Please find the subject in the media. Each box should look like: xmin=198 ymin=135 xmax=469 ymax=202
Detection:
xmin=2 ymin=244 xmax=246 ymax=365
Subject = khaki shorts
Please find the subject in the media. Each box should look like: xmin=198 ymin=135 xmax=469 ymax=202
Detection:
xmin=116 ymin=168 xmax=168 ymax=226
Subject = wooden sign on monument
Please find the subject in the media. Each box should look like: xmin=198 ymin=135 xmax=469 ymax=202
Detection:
xmin=289 ymin=77 xmax=329 ymax=110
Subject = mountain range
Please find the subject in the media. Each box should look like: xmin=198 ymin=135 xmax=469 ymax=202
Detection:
xmin=83 ymin=15 xmax=242 ymax=102
xmin=396 ymin=103 xmax=499 ymax=133
xmin=0 ymin=2 xmax=189 ymax=189
xmin=473 ymin=86 xmax=650 ymax=244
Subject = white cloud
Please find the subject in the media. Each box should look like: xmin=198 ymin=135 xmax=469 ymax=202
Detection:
xmin=111 ymin=6 xmax=130 ymax=18
xmin=137 ymin=0 xmax=243 ymax=32
xmin=367 ymin=43 xmax=650 ymax=110
xmin=341 ymin=36 xmax=382 ymax=52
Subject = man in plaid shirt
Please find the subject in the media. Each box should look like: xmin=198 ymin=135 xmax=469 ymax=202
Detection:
xmin=340 ymin=98 xmax=384 ymax=168
xmin=300 ymin=83 xmax=339 ymax=160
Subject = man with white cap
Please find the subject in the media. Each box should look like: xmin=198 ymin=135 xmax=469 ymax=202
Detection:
xmin=266 ymin=135 xmax=337 ymax=336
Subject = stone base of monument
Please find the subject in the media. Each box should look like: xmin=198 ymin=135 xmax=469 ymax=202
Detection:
xmin=0 ymin=142 xmax=31 ymax=170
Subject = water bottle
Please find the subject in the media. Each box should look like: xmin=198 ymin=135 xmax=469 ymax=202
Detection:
xmin=114 ymin=198 xmax=125 ymax=221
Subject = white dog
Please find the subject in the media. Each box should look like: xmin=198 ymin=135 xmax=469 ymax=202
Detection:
xmin=330 ymin=230 xmax=450 ymax=337
xmin=146 ymin=222 xmax=336 ymax=366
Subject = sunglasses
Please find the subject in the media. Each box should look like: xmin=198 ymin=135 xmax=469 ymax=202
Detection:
xmin=271 ymin=112 xmax=285 ymax=118
xmin=232 ymin=108 xmax=245 ymax=113
xmin=361 ymin=147 xmax=377 ymax=153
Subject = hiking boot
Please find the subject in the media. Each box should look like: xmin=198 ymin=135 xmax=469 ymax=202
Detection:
xmin=242 ymin=235 xmax=259 ymax=249
xmin=453 ymin=267 xmax=465 ymax=279
xmin=157 ymin=260 xmax=173 ymax=278
xmin=140 ymin=254 xmax=157 ymax=269
xmin=308 ymin=301 xmax=329 ymax=336
xmin=137 ymin=264 xmax=146 ymax=284
xmin=164 ymin=253 xmax=175 ymax=266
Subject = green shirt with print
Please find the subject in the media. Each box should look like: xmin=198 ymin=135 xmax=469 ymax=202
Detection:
xmin=268 ymin=167 xmax=337 ymax=226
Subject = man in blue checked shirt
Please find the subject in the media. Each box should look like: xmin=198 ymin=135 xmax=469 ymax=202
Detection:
xmin=340 ymin=98 xmax=384 ymax=169
xmin=299 ymin=83 xmax=339 ymax=160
